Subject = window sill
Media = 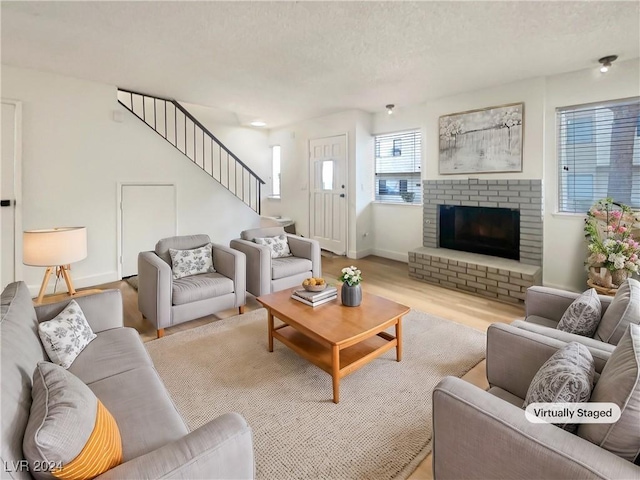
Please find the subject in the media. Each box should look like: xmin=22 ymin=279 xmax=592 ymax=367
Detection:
xmin=373 ymin=201 xmax=422 ymax=207
xmin=266 ymin=195 xmax=281 ymax=201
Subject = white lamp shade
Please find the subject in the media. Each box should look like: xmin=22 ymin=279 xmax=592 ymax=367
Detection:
xmin=23 ymin=227 xmax=87 ymax=267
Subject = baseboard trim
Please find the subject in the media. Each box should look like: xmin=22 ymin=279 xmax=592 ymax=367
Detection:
xmin=371 ymin=249 xmax=409 ymax=263
xmin=26 ymin=271 xmax=119 ymax=297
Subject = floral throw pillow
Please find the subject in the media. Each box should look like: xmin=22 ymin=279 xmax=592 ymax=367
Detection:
xmin=38 ymin=300 xmax=97 ymax=369
xmin=253 ymin=234 xmax=292 ymax=258
xmin=169 ymin=243 xmax=215 ymax=280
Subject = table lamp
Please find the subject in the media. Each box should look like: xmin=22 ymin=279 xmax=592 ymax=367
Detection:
xmin=23 ymin=227 xmax=88 ymax=304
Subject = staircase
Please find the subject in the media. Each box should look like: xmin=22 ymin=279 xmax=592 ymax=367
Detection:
xmin=117 ymin=88 xmax=265 ymax=214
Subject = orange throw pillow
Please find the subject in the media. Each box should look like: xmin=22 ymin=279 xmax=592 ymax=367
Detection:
xmin=52 ymin=400 xmax=123 ymax=480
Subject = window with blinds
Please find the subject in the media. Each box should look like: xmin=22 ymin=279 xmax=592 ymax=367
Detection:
xmin=375 ymin=130 xmax=422 ymax=204
xmin=558 ymin=98 xmax=640 ymax=213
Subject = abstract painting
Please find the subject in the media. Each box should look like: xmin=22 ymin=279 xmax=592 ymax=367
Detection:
xmin=439 ymin=103 xmax=524 ymax=174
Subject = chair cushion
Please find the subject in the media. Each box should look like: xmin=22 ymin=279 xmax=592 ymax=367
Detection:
xmin=88 ymin=366 xmax=188 ymax=461
xmin=595 ymin=278 xmax=640 ymax=345
xmin=68 ymin=328 xmax=153 ymax=385
xmin=272 ymin=257 xmax=313 ymax=280
xmin=523 ymin=342 xmax=595 ymax=432
xmin=254 ymin=234 xmax=292 ymax=258
xmin=169 ymin=243 xmax=215 ymax=279
xmin=23 ymin=362 xmax=122 ymax=480
xmin=240 ymin=226 xmax=285 ymax=241
xmin=579 ymin=323 xmax=640 ymax=463
xmin=172 ymin=273 xmax=234 ymax=306
xmin=523 ymin=315 xmax=559 ymax=329
xmin=557 ymin=288 xmax=602 ymax=337
xmin=38 ymin=300 xmax=96 ymax=369
xmin=155 ymin=234 xmax=211 ymax=265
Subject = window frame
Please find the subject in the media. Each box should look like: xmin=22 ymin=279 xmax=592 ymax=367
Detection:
xmin=556 ymin=97 xmax=640 ymax=214
xmin=374 ymin=129 xmax=422 ymax=205
xmin=270 ymin=145 xmax=281 ymax=198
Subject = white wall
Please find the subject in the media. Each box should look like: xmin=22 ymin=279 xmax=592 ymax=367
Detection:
xmin=266 ymin=110 xmax=374 ymax=258
xmin=544 ymin=59 xmax=640 ymax=291
xmin=2 ymin=65 xmax=267 ymax=293
xmin=369 ymin=62 xmax=640 ymax=290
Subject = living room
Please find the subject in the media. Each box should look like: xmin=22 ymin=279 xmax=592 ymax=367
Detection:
xmin=2 ymin=2 xmax=640 ymax=480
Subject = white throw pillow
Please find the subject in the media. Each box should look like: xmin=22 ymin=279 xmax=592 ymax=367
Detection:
xmin=38 ymin=300 xmax=96 ymax=369
xmin=556 ymin=288 xmax=602 ymax=337
xmin=169 ymin=243 xmax=215 ymax=280
xmin=253 ymin=234 xmax=292 ymax=258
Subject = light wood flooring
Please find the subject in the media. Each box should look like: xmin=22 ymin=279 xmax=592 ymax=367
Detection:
xmin=92 ymin=255 xmax=524 ymax=480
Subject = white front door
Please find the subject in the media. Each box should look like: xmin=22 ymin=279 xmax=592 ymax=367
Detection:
xmin=1 ymin=101 xmax=18 ymax=288
xmin=120 ymin=184 xmax=177 ymax=277
xmin=309 ymin=135 xmax=347 ymax=255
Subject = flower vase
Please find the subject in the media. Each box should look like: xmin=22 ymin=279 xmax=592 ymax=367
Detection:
xmin=611 ymin=269 xmax=629 ymax=288
xmin=589 ymin=267 xmax=613 ymax=289
xmin=341 ymin=283 xmax=362 ymax=307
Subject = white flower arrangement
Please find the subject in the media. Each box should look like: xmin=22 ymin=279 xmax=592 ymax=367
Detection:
xmin=339 ymin=265 xmax=362 ymax=287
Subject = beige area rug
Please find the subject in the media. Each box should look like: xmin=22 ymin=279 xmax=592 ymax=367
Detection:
xmin=146 ymin=308 xmax=486 ymax=480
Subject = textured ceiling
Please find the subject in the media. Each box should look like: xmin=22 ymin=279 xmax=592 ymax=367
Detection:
xmin=2 ymin=1 xmax=639 ymax=128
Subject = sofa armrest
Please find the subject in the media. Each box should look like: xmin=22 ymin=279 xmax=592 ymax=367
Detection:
xmin=212 ymin=243 xmax=246 ymax=308
xmin=286 ymin=235 xmax=321 ymax=277
xmin=511 ymin=320 xmax=615 ymax=369
xmin=138 ymin=251 xmax=172 ymax=329
xmin=486 ymin=324 xmax=611 ymax=399
xmin=35 ymin=289 xmax=124 ymax=333
xmin=433 ymin=377 xmax=639 ymax=480
xmin=525 ymin=286 xmax=613 ymax=321
xmin=96 ymin=413 xmax=254 ymax=480
xmin=230 ymin=239 xmax=271 ymax=297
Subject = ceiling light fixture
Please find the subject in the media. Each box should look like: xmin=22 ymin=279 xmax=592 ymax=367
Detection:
xmin=598 ymin=55 xmax=618 ymax=73
xmin=386 ymin=104 xmax=395 ymax=115
xmin=250 ymin=121 xmax=266 ymax=127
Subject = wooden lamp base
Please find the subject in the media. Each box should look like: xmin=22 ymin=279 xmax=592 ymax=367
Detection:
xmin=35 ymin=264 xmax=77 ymax=305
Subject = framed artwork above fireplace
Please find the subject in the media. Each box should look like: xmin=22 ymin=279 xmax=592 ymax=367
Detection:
xmin=439 ymin=103 xmax=524 ymax=174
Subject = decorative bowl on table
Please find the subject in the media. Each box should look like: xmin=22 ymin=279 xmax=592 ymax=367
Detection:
xmin=302 ymin=277 xmax=327 ymax=292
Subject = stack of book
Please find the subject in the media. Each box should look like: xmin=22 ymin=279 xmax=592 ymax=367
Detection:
xmin=291 ymin=286 xmax=338 ymax=307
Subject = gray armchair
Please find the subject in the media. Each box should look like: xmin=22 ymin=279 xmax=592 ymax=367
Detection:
xmin=230 ymin=226 xmax=321 ymax=297
xmin=432 ymin=324 xmax=639 ymax=479
xmin=138 ymin=234 xmax=246 ymax=338
xmin=510 ymin=284 xmax=640 ymax=355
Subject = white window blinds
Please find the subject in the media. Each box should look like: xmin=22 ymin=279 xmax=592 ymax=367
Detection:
xmin=557 ymin=98 xmax=640 ymax=213
xmin=375 ymin=130 xmax=422 ymax=204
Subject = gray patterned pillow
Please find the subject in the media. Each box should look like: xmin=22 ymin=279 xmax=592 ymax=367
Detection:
xmin=38 ymin=300 xmax=96 ymax=369
xmin=169 ymin=243 xmax=215 ymax=279
xmin=253 ymin=234 xmax=292 ymax=258
xmin=557 ymin=288 xmax=602 ymax=337
xmin=523 ymin=342 xmax=595 ymax=432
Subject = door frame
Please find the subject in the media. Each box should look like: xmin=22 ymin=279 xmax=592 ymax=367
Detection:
xmin=116 ymin=182 xmax=177 ymax=278
xmin=1 ymin=99 xmax=23 ymax=282
xmin=308 ymin=132 xmax=349 ymax=255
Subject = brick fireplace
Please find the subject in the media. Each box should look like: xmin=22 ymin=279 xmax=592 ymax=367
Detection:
xmin=409 ymin=179 xmax=543 ymax=303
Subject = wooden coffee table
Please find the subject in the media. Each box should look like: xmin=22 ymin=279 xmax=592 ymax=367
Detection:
xmin=256 ymin=288 xmax=410 ymax=403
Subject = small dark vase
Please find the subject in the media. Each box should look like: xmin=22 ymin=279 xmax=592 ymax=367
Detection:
xmin=341 ymin=283 xmax=362 ymax=307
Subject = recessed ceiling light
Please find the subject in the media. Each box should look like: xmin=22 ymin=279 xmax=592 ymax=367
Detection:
xmin=250 ymin=121 xmax=266 ymax=127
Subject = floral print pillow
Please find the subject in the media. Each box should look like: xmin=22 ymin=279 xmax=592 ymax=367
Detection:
xmin=169 ymin=243 xmax=215 ymax=280
xmin=38 ymin=300 xmax=97 ymax=369
xmin=253 ymin=234 xmax=292 ymax=258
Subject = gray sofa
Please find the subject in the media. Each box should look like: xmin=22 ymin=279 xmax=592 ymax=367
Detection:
xmin=433 ymin=323 xmax=640 ymax=479
xmin=138 ymin=234 xmax=246 ymax=338
xmin=1 ymin=281 xmax=254 ymax=479
xmin=230 ymin=226 xmax=321 ymax=297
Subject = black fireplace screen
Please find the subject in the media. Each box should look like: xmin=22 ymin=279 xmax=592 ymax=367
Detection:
xmin=439 ymin=205 xmax=520 ymax=260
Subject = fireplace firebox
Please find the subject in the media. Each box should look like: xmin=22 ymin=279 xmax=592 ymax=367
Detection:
xmin=439 ymin=205 xmax=520 ymax=260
